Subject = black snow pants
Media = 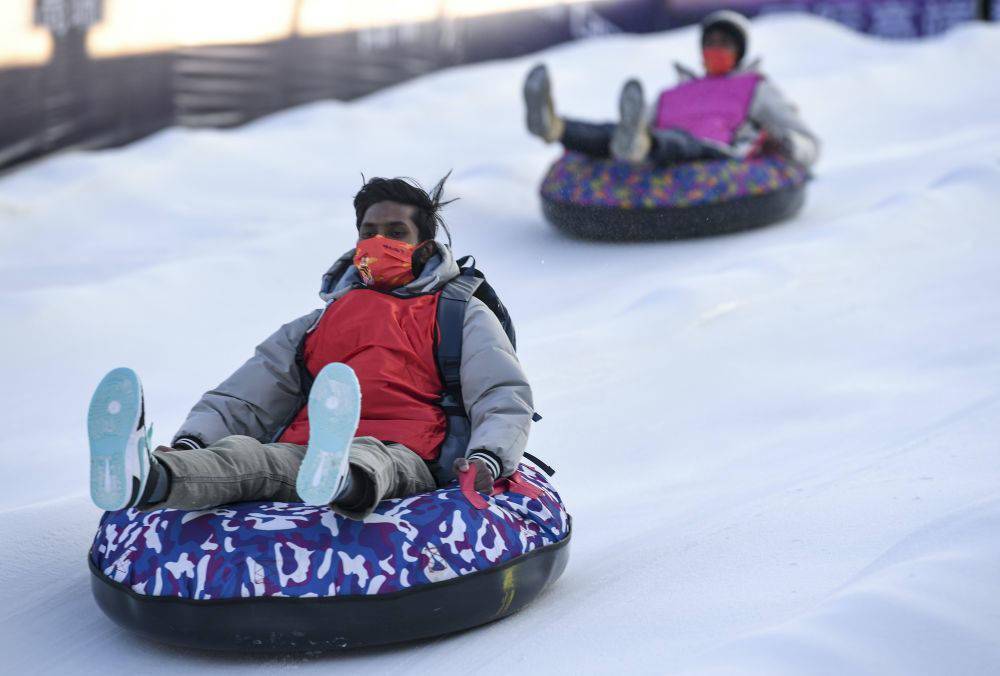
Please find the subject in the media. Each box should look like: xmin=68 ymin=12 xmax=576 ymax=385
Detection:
xmin=560 ymin=118 xmax=729 ymax=165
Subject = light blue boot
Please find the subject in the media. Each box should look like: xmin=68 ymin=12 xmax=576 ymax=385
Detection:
xmin=88 ymin=367 xmax=154 ymax=511
xmin=296 ymin=363 xmax=362 ymax=506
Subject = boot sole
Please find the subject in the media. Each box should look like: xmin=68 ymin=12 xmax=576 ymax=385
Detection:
xmin=297 ymin=363 xmax=362 ymax=506
xmin=88 ymin=368 xmax=144 ymax=511
xmin=524 ymin=64 xmax=552 ymax=140
xmin=611 ymin=80 xmax=648 ymax=161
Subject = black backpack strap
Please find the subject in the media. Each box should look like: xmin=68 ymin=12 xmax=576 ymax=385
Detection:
xmin=431 ymin=257 xmax=538 ymax=486
xmin=430 ymin=270 xmax=483 ymax=486
xmin=435 ymin=270 xmax=483 ymax=410
xmin=523 ymin=452 xmax=556 ymax=477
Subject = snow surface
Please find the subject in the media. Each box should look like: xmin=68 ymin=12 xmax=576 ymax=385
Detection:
xmin=2 ymin=14 xmax=999 ymax=675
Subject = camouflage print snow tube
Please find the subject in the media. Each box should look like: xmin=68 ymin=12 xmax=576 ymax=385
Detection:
xmin=539 ymin=152 xmax=809 ymax=240
xmin=89 ymin=461 xmax=570 ymax=652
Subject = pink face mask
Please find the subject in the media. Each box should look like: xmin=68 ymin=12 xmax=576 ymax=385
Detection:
xmin=353 ymin=236 xmax=419 ymax=290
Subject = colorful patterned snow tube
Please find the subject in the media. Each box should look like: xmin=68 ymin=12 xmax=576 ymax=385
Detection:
xmin=89 ymin=461 xmax=570 ymax=652
xmin=540 ymin=152 xmax=809 ymax=240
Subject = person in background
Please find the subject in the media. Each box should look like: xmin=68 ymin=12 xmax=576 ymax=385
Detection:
xmin=524 ymin=10 xmax=819 ymax=168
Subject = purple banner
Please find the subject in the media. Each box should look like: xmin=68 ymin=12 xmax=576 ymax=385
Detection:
xmin=667 ymin=0 xmax=981 ymax=37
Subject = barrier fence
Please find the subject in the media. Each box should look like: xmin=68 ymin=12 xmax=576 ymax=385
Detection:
xmin=0 ymin=0 xmax=990 ymax=171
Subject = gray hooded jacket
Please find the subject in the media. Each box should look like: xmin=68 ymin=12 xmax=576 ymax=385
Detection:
xmin=172 ymin=243 xmax=533 ymax=479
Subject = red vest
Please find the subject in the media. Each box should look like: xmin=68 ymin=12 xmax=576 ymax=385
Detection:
xmin=278 ymin=289 xmax=447 ymax=460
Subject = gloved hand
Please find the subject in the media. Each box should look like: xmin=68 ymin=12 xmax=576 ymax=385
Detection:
xmin=453 ymin=457 xmax=495 ymax=492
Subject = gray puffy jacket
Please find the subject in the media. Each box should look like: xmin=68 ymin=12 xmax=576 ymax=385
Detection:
xmin=172 ymin=243 xmax=533 ymax=479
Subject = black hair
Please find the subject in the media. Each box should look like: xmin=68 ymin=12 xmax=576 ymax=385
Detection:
xmin=353 ymin=173 xmax=456 ymax=244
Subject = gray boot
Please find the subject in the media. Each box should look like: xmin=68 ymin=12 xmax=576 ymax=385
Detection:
xmin=610 ymin=79 xmax=652 ymax=162
xmin=523 ymin=64 xmax=564 ymax=143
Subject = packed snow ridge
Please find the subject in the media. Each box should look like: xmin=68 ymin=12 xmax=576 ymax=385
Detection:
xmin=1 ymin=14 xmax=999 ymax=675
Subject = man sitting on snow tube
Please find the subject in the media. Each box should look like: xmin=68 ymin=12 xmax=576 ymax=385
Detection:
xmin=87 ymin=175 xmax=534 ymax=519
xmin=523 ymin=10 xmax=819 ymax=169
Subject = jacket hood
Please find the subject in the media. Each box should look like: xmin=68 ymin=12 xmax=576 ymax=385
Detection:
xmin=319 ymin=240 xmax=461 ymax=303
xmin=701 ymin=9 xmax=751 ymax=62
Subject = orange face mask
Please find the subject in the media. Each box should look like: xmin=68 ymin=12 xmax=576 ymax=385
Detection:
xmin=703 ymin=47 xmax=738 ymax=76
xmin=353 ymin=236 xmax=420 ymax=290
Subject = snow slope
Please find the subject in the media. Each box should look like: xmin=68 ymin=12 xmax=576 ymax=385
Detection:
xmin=2 ymin=14 xmax=999 ymax=675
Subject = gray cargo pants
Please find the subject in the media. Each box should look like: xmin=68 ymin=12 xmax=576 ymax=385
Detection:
xmin=151 ymin=435 xmax=436 ymax=519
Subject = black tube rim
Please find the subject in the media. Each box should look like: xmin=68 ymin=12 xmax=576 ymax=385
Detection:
xmin=542 ymin=183 xmax=807 ymax=241
xmin=89 ymin=524 xmax=571 ymax=652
